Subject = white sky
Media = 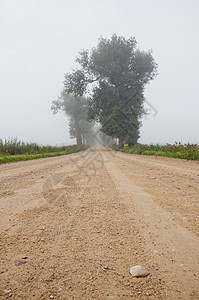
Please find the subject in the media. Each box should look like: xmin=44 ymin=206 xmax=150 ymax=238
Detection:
xmin=0 ymin=0 xmax=198 ymax=145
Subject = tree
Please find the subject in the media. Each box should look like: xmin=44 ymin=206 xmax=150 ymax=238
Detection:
xmin=64 ymin=35 xmax=157 ymax=146
xmin=51 ymin=92 xmax=94 ymax=147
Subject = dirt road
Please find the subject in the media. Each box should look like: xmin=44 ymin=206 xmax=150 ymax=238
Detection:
xmin=0 ymin=148 xmax=198 ymax=299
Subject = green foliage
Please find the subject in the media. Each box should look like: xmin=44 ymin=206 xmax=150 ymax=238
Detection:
xmin=52 ymin=93 xmax=87 ymax=118
xmin=112 ymin=142 xmax=199 ymax=160
xmin=0 ymin=139 xmax=87 ymax=164
xmin=64 ymin=34 xmax=158 ymax=146
xmin=51 ymin=92 xmax=95 ymax=147
xmin=0 ymin=137 xmax=82 ymax=156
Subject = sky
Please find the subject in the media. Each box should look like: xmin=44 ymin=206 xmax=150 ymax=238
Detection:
xmin=0 ymin=0 xmax=198 ymax=145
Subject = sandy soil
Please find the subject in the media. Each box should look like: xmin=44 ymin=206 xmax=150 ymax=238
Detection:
xmin=0 ymin=148 xmax=198 ymax=299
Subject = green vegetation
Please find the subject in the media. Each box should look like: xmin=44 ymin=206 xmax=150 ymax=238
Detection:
xmin=112 ymin=143 xmax=199 ymax=160
xmin=0 ymin=138 xmax=87 ymax=164
xmin=64 ymin=34 xmax=157 ymax=146
xmin=51 ymin=93 xmax=95 ymax=147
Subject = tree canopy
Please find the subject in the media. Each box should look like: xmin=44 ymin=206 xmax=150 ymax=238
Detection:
xmin=51 ymin=92 xmax=94 ymax=147
xmin=64 ymin=34 xmax=157 ymax=146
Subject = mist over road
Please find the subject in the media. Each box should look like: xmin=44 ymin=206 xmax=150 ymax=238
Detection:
xmin=0 ymin=148 xmax=198 ymax=299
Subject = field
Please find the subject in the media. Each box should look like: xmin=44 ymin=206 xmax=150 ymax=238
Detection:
xmin=112 ymin=142 xmax=199 ymax=160
xmin=0 ymin=138 xmax=86 ymax=164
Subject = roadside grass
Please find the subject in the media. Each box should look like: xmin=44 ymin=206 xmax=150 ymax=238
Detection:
xmin=0 ymin=137 xmax=69 ymax=155
xmin=112 ymin=143 xmax=199 ymax=160
xmin=0 ymin=138 xmax=87 ymax=164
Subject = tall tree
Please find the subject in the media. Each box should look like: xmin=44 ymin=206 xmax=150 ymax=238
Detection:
xmin=51 ymin=92 xmax=94 ymax=147
xmin=64 ymin=35 xmax=157 ymax=146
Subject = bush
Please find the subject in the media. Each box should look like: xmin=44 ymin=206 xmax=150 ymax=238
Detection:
xmin=111 ymin=142 xmax=199 ymax=160
xmin=0 ymin=137 xmax=78 ymax=156
xmin=0 ymin=138 xmax=88 ymax=164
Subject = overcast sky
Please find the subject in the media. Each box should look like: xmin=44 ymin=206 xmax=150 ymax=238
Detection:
xmin=0 ymin=0 xmax=198 ymax=145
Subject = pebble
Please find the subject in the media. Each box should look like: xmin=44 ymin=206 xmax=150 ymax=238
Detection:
xmin=130 ymin=265 xmax=150 ymax=277
xmin=172 ymin=248 xmax=178 ymax=252
xmin=4 ymin=290 xmax=11 ymax=294
xmin=14 ymin=260 xmax=27 ymax=266
xmin=50 ymin=296 xmax=54 ymax=299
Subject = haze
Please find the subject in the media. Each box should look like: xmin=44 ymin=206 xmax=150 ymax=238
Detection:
xmin=0 ymin=0 xmax=198 ymax=145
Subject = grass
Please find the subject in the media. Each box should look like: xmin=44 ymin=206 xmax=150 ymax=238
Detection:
xmin=0 ymin=138 xmax=87 ymax=164
xmin=0 ymin=138 xmax=69 ymax=155
xmin=112 ymin=142 xmax=199 ymax=160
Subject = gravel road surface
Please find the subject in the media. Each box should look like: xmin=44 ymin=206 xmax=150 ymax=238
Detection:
xmin=0 ymin=148 xmax=198 ymax=299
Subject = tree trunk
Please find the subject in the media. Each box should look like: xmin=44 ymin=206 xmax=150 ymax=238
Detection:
xmin=82 ymin=134 xmax=85 ymax=146
xmin=74 ymin=117 xmax=82 ymax=147
xmin=119 ymin=137 xmax=124 ymax=147
xmin=119 ymin=135 xmax=130 ymax=147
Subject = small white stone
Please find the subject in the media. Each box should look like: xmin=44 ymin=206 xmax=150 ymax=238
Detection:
xmin=172 ymin=248 xmax=178 ymax=252
xmin=130 ymin=265 xmax=150 ymax=277
xmin=4 ymin=290 xmax=11 ymax=294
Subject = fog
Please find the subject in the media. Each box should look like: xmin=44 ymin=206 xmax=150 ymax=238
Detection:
xmin=0 ymin=0 xmax=198 ymax=145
